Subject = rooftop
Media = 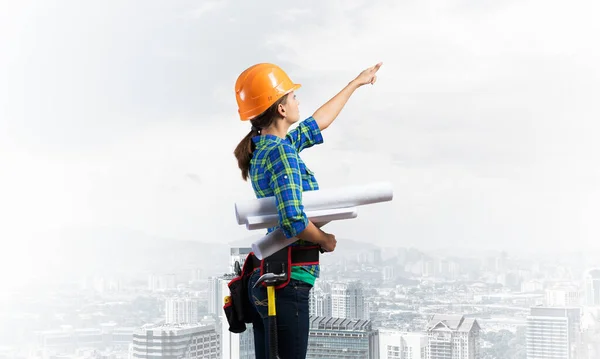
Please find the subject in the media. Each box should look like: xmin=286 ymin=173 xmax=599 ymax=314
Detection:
xmin=134 ymin=322 xmax=217 ymax=336
xmin=587 ymin=268 xmax=600 ymax=279
xmin=426 ymin=314 xmax=480 ymax=333
xmin=308 ymin=316 xmax=372 ymax=331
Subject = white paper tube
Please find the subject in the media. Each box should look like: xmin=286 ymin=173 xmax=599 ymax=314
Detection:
xmin=235 ymin=181 xmax=393 ymax=226
xmin=245 ymin=207 xmax=359 ymax=230
xmin=252 ymin=221 xmax=333 ymax=260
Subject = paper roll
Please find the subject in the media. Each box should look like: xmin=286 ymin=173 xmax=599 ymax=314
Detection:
xmin=252 ymin=228 xmax=300 ymax=260
xmin=251 ymin=208 xmax=358 ymax=259
xmin=250 ymin=222 xmax=320 ymax=260
xmin=235 ymin=181 xmax=393 ymax=227
xmin=245 ymin=207 xmax=359 ymax=230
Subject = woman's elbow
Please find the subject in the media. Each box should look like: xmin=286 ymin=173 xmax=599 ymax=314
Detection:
xmin=281 ymin=214 xmax=309 ymax=238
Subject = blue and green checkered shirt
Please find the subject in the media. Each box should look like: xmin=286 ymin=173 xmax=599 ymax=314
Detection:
xmin=249 ymin=116 xmax=323 ymax=284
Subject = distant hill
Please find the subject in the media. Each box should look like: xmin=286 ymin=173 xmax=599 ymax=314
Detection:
xmin=30 ymin=226 xmax=229 ymax=281
xmin=227 ymin=234 xmax=380 ymax=259
xmin=27 ymin=226 xmax=383 ymax=284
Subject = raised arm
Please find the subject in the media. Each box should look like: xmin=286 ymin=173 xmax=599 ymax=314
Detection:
xmin=312 ymin=62 xmax=383 ymax=131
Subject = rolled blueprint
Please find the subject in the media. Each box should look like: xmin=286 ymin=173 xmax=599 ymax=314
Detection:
xmin=250 ymin=207 xmax=358 ymax=259
xmin=246 ymin=207 xmax=358 ymax=230
xmin=252 ymin=220 xmax=336 ymax=260
xmin=252 ymin=228 xmax=299 ymax=260
xmin=235 ymin=181 xmax=393 ymax=229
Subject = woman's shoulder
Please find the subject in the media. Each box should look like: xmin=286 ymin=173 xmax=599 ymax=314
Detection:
xmin=267 ymin=140 xmax=298 ymax=158
xmin=251 ymin=140 xmax=296 ymax=165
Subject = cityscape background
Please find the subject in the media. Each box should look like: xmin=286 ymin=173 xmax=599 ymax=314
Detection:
xmin=2 ymin=0 xmax=599 ymax=358
xmin=2 ymin=228 xmax=600 ymax=358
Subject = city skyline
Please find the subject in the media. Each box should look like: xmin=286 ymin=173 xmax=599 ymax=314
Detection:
xmin=1 ymin=0 xmax=599 ymax=358
xmin=4 ymin=242 xmax=600 ymax=358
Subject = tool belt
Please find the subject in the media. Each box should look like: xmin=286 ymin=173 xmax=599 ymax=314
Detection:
xmin=223 ymin=245 xmax=320 ymax=333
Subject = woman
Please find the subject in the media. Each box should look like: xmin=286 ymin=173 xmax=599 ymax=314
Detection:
xmin=233 ymin=61 xmax=382 ymax=359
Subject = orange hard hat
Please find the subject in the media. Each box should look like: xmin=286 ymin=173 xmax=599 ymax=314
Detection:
xmin=235 ymin=63 xmax=301 ymax=121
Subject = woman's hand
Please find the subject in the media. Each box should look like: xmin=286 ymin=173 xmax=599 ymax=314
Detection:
xmin=312 ymin=61 xmax=383 ymax=131
xmin=352 ymin=62 xmax=383 ymax=87
xmin=319 ymin=232 xmax=337 ymax=253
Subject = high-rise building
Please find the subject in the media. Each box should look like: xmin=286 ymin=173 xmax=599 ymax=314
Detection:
xmin=545 ymin=286 xmax=581 ymax=307
xmin=220 ymin=275 xmax=255 ymax=359
xmin=425 ymin=314 xmax=481 ymax=359
xmin=229 ymin=247 xmax=252 ymax=274
xmin=310 ymin=288 xmax=332 ymax=318
xmin=220 ymin=247 xmax=255 ymax=359
xmin=331 ymin=281 xmax=368 ymax=320
xmin=147 ymin=273 xmax=177 ymax=291
xmin=207 ymin=276 xmax=221 ymax=316
xmin=526 ymin=307 xmax=582 ymax=359
xmin=190 ymin=268 xmax=203 ymax=282
xmin=423 ymin=260 xmax=436 ymax=277
xmin=383 ymin=266 xmax=395 ymax=282
xmin=373 ymin=249 xmax=382 ymax=264
xmin=378 ymin=329 xmax=427 ymax=359
xmin=306 ymin=316 xmax=379 ymax=359
xmin=449 ymin=261 xmax=461 ymax=280
xmin=581 ymin=307 xmax=600 ymax=359
xmin=585 ymin=269 xmax=600 ymax=307
xmin=131 ymin=323 xmax=220 ymax=359
xmin=165 ymin=297 xmax=201 ymax=324
xmin=437 ymin=259 xmax=450 ymax=278
xmin=496 ymin=251 xmax=508 ymax=272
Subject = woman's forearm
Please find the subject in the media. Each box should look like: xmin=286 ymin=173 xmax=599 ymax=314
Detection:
xmin=312 ymin=79 xmax=360 ymax=131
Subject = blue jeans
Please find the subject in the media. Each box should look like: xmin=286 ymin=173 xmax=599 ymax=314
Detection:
xmin=247 ymin=269 xmax=313 ymax=359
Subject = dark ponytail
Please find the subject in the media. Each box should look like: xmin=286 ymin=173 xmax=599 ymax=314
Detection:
xmin=234 ymin=94 xmax=289 ymax=181
xmin=234 ymin=127 xmax=260 ymax=181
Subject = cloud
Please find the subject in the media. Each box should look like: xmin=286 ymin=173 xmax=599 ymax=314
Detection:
xmin=187 ymin=0 xmax=228 ymax=19
xmin=1 ymin=0 xmax=599 ymax=257
xmin=185 ymin=173 xmax=203 ymax=185
xmin=262 ymin=0 xmax=600 ymax=251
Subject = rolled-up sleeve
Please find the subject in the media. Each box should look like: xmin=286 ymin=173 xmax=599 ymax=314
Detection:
xmin=266 ymin=143 xmax=309 ymax=238
xmin=286 ymin=116 xmax=324 ymax=153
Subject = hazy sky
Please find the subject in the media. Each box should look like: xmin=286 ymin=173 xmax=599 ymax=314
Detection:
xmin=1 ymin=0 xmax=599 ymax=274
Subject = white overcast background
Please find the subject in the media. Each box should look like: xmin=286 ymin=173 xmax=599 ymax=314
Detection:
xmin=1 ymin=0 xmax=599 ymax=284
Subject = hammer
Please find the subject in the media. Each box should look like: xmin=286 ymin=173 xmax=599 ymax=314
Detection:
xmin=254 ymin=272 xmax=287 ymax=359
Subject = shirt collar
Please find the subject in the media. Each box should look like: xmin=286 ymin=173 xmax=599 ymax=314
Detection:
xmin=252 ymin=134 xmax=288 ymax=148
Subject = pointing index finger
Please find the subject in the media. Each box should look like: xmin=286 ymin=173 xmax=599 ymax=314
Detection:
xmin=372 ymin=62 xmax=383 ymax=72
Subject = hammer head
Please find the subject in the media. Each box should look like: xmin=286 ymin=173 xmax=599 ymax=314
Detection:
xmin=253 ymin=272 xmax=287 ymax=288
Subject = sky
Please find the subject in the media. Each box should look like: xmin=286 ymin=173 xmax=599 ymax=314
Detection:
xmin=1 ymin=0 xmax=600 ymax=280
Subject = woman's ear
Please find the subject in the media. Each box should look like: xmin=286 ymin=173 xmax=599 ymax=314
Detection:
xmin=277 ymin=103 xmax=286 ymax=118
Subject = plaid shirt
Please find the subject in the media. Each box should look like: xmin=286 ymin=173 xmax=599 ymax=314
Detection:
xmin=249 ymin=116 xmax=323 ymax=279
